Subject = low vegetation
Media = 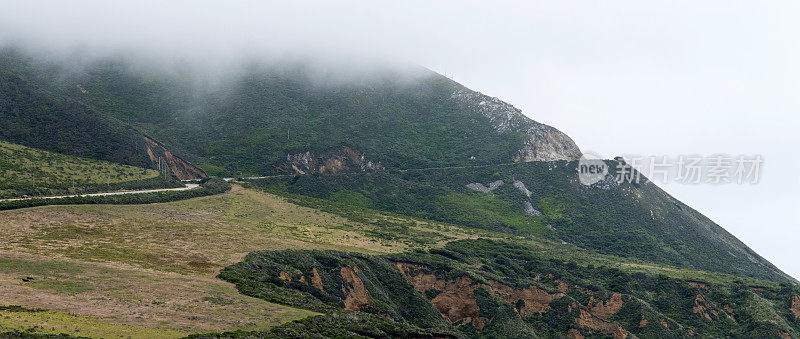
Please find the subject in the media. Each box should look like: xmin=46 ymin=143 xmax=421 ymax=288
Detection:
xmin=247 ymin=161 xmax=794 ymax=283
xmin=0 ymin=181 xmax=797 ymax=338
xmin=0 ymin=140 xmax=176 ymax=199
xmin=0 ymin=178 xmax=229 ymax=211
xmin=1 ymin=48 xmax=534 ymax=176
xmin=188 ymin=310 xmax=457 ymax=339
xmin=0 ymin=306 xmax=182 ymax=338
xmin=0 ymin=68 xmax=153 ymax=169
xmin=0 ymin=185 xmax=485 ymax=337
xmin=217 ymin=239 xmax=800 ymax=338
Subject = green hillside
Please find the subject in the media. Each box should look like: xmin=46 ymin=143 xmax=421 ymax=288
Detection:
xmin=216 ymin=239 xmax=800 ymax=338
xmin=1 ymin=185 xmax=796 ymax=338
xmin=0 ymin=48 xmax=579 ymax=177
xmin=246 ymin=160 xmax=795 ymax=284
xmin=1 ymin=45 xmax=797 ymax=338
xmin=0 ymin=140 xmax=174 ymax=198
xmin=75 ymin=64 xmax=527 ymax=174
xmin=0 ymin=70 xmax=153 ymax=169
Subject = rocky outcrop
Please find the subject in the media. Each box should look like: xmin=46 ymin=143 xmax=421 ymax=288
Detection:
xmin=285 ymin=146 xmax=384 ymax=174
xmin=466 ymin=180 xmax=504 ymax=193
xmin=393 ymin=261 xmax=641 ymax=338
xmin=513 ymin=180 xmax=532 ymax=197
xmin=524 ymin=201 xmax=542 ymax=216
xmin=449 ymin=88 xmax=581 ymax=162
xmin=394 ymin=262 xmax=573 ymax=332
xmin=144 ymin=136 xmax=206 ymax=180
xmin=277 ymin=265 xmax=375 ymax=312
xmin=488 ymin=279 xmax=565 ymax=317
xmin=512 ymin=123 xmax=583 ymax=162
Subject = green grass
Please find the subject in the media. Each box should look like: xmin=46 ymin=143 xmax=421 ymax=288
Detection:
xmin=0 ymin=178 xmax=229 ymax=212
xmin=0 ymin=184 xmax=795 ymax=338
xmin=246 ymin=161 xmax=796 ymax=284
xmin=0 ymin=308 xmax=186 ymax=338
xmin=0 ymin=140 xmax=169 ymax=199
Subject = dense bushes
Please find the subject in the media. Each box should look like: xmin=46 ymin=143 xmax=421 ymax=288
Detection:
xmin=217 ymin=239 xmax=800 ymax=338
xmin=0 ymin=175 xmax=183 ymax=199
xmin=246 ymin=161 xmax=793 ymax=283
xmin=1 ymin=48 xmax=534 ymax=176
xmin=218 ymin=249 xmax=451 ymax=331
xmin=0 ymin=70 xmax=152 ymax=169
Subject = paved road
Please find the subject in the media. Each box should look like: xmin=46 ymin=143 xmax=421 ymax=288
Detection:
xmin=224 ymin=163 xmax=521 ymax=181
xmin=223 ymin=175 xmax=289 ymax=181
xmin=0 ymin=184 xmax=200 ymax=203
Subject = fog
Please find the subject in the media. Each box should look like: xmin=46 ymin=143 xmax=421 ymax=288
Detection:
xmin=2 ymin=0 xmax=798 ymax=280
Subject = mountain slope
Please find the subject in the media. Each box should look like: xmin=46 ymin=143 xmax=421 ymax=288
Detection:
xmin=219 ymin=240 xmax=800 ymax=338
xmin=247 ymin=160 xmax=795 ymax=284
xmin=2 ymin=46 xmax=793 ymax=296
xmin=0 ymin=70 xmax=153 ymax=168
xmin=0 ymin=140 xmax=171 ymax=198
xmin=2 ymin=183 xmax=796 ymax=338
xmin=0 ymin=57 xmax=206 ymax=180
xmin=0 ymin=49 xmax=580 ymax=176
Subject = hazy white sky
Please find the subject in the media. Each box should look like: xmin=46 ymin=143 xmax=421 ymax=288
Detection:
xmin=1 ymin=0 xmax=798 ymax=279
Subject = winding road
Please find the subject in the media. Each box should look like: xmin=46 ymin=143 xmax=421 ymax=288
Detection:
xmin=0 ymin=183 xmax=200 ymax=203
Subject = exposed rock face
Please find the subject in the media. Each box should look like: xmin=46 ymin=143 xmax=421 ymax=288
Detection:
xmin=513 ymin=123 xmax=583 ymax=162
xmin=450 ymin=89 xmax=581 ymax=162
xmin=278 ymin=268 xmax=325 ymax=292
xmin=514 ymin=180 xmax=532 ymax=197
xmin=340 ymin=266 xmax=374 ymax=311
xmin=692 ymin=294 xmax=719 ymax=320
xmin=568 ymin=328 xmax=585 ymax=339
xmin=144 ymin=136 xmax=206 ymax=180
xmin=524 ymin=201 xmax=542 ymax=216
xmin=488 ymin=279 xmax=565 ymax=317
xmin=466 ymin=180 xmax=504 ymax=193
xmin=392 ymin=261 xmax=641 ymax=338
xmin=310 ymin=267 xmax=324 ymax=291
xmin=575 ymin=309 xmax=628 ymax=339
xmin=285 ymin=146 xmax=384 ymax=174
xmin=394 ymin=262 xmax=573 ymax=333
xmin=588 ymin=293 xmax=624 ymax=320
xmin=394 ymin=262 xmax=487 ymax=330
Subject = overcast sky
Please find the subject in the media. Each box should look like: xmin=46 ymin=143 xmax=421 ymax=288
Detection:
xmin=1 ymin=0 xmax=798 ymax=279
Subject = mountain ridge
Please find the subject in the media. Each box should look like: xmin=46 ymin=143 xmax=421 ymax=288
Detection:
xmin=0 ymin=48 xmax=580 ymax=176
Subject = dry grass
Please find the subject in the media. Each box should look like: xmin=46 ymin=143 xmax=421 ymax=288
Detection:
xmin=0 ymin=185 xmax=496 ymax=337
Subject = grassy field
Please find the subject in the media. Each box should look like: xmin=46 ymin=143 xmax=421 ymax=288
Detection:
xmin=0 ymin=306 xmax=185 ymax=338
xmin=0 ymin=140 xmax=164 ymax=198
xmin=0 ymin=185 xmax=498 ymax=337
xmin=0 ymin=185 xmax=780 ymax=337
